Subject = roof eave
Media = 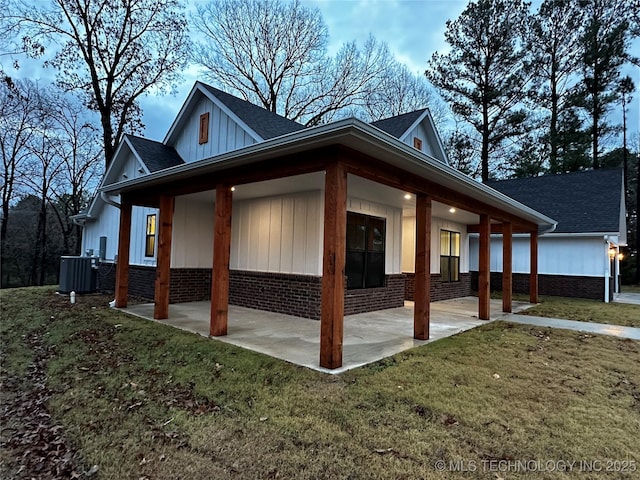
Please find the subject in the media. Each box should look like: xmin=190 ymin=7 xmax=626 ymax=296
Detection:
xmin=102 ymin=119 xmax=556 ymax=230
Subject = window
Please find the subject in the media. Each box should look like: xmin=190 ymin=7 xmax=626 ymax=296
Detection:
xmin=440 ymin=230 xmax=460 ymax=282
xmin=145 ymin=214 xmax=156 ymax=257
xmin=199 ymin=112 xmax=209 ymax=144
xmin=413 ymin=137 xmax=423 ymax=151
xmin=346 ymin=212 xmax=385 ymax=289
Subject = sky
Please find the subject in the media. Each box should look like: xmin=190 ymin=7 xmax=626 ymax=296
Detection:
xmin=6 ymin=0 xmax=639 ymax=149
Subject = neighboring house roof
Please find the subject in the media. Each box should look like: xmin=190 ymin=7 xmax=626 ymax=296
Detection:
xmin=371 ymin=109 xmax=428 ymax=138
xmin=197 ymin=83 xmax=306 ymax=140
xmin=124 ymin=135 xmax=185 ymax=172
xmin=487 ymin=168 xmax=624 ymax=234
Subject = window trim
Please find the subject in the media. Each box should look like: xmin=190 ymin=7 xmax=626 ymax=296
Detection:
xmin=199 ymin=112 xmax=210 ymax=144
xmin=440 ymin=229 xmax=460 ymax=283
xmin=145 ymin=214 xmax=156 ymax=257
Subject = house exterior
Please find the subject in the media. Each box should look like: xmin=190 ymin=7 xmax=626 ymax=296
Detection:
xmin=74 ymin=81 xmax=556 ymax=369
xmin=469 ymin=169 xmax=627 ymax=302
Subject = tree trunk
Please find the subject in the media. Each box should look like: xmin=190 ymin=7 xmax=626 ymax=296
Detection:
xmin=481 ymin=99 xmax=490 ymax=183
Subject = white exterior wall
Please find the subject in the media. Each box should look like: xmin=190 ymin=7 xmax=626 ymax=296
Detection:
xmin=171 ymin=96 xmax=256 ymax=162
xmin=230 ymin=191 xmax=323 ymax=275
xmin=403 ymin=122 xmax=435 ymax=157
xmin=401 ymin=216 xmax=470 ymax=274
xmin=81 ymin=201 xmax=158 ymax=267
xmin=171 ymin=197 xmax=215 ymax=268
xmin=468 ymin=235 xmax=607 ymax=277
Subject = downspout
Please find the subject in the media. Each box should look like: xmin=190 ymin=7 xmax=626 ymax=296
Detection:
xmin=604 ymin=235 xmax=610 ymax=303
xmin=101 ymin=191 xmax=121 ymax=209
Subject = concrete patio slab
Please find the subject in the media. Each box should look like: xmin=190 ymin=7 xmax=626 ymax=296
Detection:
xmin=502 ymin=313 xmax=640 ymax=340
xmin=121 ymin=297 xmax=532 ymax=374
xmin=614 ymin=292 xmax=640 ymax=305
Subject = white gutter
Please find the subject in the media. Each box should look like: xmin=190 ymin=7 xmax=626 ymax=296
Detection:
xmin=100 ymin=191 xmax=121 ymax=209
xmin=101 ymin=118 xmax=557 ymax=232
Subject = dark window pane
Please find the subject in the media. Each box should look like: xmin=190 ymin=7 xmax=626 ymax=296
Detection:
xmin=366 ymin=253 xmax=385 ymax=287
xmin=346 ymin=251 xmax=365 ymax=289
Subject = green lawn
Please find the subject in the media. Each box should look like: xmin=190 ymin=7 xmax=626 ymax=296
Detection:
xmin=517 ymin=294 xmax=640 ymax=328
xmin=2 ymin=287 xmax=639 ymax=479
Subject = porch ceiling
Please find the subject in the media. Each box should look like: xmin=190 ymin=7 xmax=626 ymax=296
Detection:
xmin=177 ymin=173 xmax=480 ymax=225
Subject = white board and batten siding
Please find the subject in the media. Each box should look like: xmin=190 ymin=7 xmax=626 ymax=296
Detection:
xmin=469 ymin=235 xmax=608 ymax=277
xmin=171 ymin=96 xmax=257 ymax=163
xmin=401 ymin=216 xmax=470 ymax=274
xmin=402 ymin=122 xmax=436 ymax=158
xmin=81 ymin=201 xmax=158 ymax=267
xmin=230 ymin=191 xmax=324 ymax=275
xmin=170 ymin=197 xmax=215 ymax=268
xmin=170 ymin=191 xmax=403 ymax=277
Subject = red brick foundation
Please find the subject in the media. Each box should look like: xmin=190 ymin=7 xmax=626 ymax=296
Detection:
xmin=403 ymin=272 xmax=472 ymax=302
xmin=470 ymin=271 xmax=607 ymax=301
xmin=99 ymin=265 xmax=407 ymax=320
xmin=344 ymin=274 xmax=406 ymax=316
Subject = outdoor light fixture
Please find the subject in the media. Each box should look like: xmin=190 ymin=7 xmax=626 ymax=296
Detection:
xmin=618 ymin=252 xmax=624 ymax=261
xmin=449 ymin=207 xmax=456 ymax=213
xmin=404 ymin=193 xmax=411 ymax=200
xmin=608 ymin=247 xmax=616 ymax=259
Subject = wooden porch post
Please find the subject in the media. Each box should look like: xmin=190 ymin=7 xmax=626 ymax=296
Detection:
xmin=530 ymin=230 xmax=539 ymax=303
xmin=478 ymin=214 xmax=490 ymax=320
xmin=210 ymin=184 xmax=233 ymax=336
xmin=414 ymin=193 xmax=431 ymax=340
xmin=320 ymin=160 xmax=347 ymax=370
xmin=115 ymin=200 xmax=132 ymax=308
xmin=154 ymin=195 xmax=175 ymax=320
xmin=502 ymin=222 xmax=512 ymax=313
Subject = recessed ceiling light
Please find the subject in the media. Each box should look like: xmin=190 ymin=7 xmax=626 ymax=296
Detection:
xmin=231 ymin=186 xmax=236 ymax=192
xmin=449 ymin=207 xmax=456 ymax=213
xmin=404 ymin=193 xmax=411 ymax=200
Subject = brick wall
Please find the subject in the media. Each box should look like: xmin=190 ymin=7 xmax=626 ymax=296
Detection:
xmin=470 ymin=271 xmax=607 ymax=301
xmin=170 ymin=268 xmax=212 ymax=303
xmin=229 ymin=270 xmax=322 ymax=319
xmin=99 ymin=265 xmax=408 ymax=318
xmin=404 ymin=272 xmax=472 ymax=302
xmin=344 ymin=274 xmax=406 ymax=316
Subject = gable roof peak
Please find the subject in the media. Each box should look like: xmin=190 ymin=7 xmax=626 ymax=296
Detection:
xmin=370 ymin=109 xmax=429 ymax=139
xmin=196 ymin=81 xmax=306 ymax=140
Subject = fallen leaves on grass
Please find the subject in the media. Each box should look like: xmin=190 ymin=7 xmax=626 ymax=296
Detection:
xmin=0 ymin=331 xmax=87 ymax=478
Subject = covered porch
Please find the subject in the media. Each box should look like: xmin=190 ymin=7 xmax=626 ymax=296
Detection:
xmin=121 ymin=297 xmax=534 ymax=374
xmin=107 ymin=120 xmax=555 ymax=370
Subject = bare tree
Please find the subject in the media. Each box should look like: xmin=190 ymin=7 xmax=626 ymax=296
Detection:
xmin=0 ymin=79 xmax=39 ymax=260
xmin=48 ymin=96 xmax=103 ymax=255
xmin=362 ymin=63 xmax=448 ymax=128
xmin=192 ymin=0 xmax=392 ymax=126
xmin=6 ymin=0 xmax=189 ymax=167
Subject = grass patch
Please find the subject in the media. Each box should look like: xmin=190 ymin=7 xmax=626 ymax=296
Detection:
xmin=622 ymin=284 xmax=640 ymax=294
xmin=2 ymin=287 xmax=640 ymax=479
xmin=520 ymin=295 xmax=640 ymax=328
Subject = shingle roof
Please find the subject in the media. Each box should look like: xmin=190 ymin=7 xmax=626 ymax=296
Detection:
xmin=487 ymin=168 xmax=623 ymax=234
xmin=125 ymin=135 xmax=185 ymax=173
xmin=198 ymin=82 xmax=306 ymax=140
xmin=370 ymin=109 xmax=428 ymax=138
